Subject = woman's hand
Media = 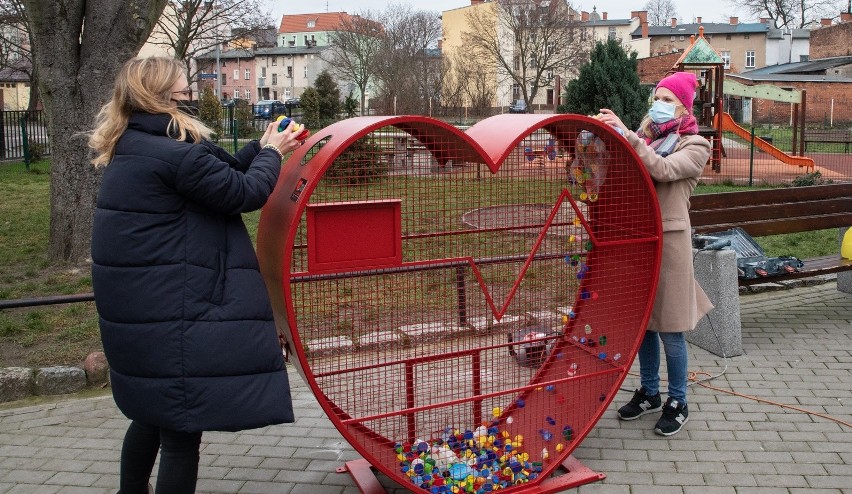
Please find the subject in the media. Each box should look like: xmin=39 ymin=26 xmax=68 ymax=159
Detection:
xmin=597 ymin=109 xmax=629 ymax=135
xmin=258 ymin=121 xmax=277 ymax=147
xmin=265 ymin=119 xmax=303 ymax=155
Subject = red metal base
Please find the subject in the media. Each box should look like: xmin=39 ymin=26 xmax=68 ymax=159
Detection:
xmin=337 ymin=456 xmax=605 ymax=494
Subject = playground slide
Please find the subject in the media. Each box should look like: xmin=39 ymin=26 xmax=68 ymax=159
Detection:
xmin=714 ymin=112 xmax=814 ymax=170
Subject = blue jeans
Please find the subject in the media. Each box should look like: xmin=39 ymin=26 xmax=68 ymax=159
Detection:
xmin=119 ymin=421 xmax=202 ymax=494
xmin=638 ymin=330 xmax=688 ymax=404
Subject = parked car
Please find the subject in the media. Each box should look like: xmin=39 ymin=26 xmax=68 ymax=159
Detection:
xmin=222 ymin=97 xmax=249 ymax=108
xmin=253 ymin=99 xmax=287 ymax=119
xmin=285 ymin=97 xmax=300 ymax=107
xmin=508 ymin=99 xmax=528 ymax=113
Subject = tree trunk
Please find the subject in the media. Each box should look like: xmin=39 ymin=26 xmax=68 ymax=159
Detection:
xmin=23 ymin=0 xmax=167 ymax=264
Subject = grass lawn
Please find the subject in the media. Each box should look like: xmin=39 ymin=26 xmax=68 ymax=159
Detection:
xmin=0 ymin=162 xmax=841 ymax=368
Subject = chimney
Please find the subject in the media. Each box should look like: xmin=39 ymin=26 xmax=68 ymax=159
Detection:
xmin=671 ymin=17 xmax=677 ymax=28
xmin=841 ymin=12 xmax=852 ymax=22
xmin=760 ymin=17 xmax=770 ymax=23
xmin=638 ymin=11 xmax=647 ymax=24
xmin=470 ymin=0 xmax=484 ymax=4
xmin=631 ymin=11 xmax=638 ymax=18
xmin=581 ymin=11 xmax=590 ymax=22
xmin=642 ymin=19 xmax=649 ymax=38
xmin=730 ymin=16 xmax=738 ymax=25
xmin=821 ymin=17 xmax=832 ymax=26
xmin=696 ymin=16 xmax=701 ymax=24
xmin=602 ymin=12 xmax=608 ymax=20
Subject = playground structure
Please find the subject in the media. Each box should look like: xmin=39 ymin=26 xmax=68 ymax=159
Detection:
xmin=714 ymin=111 xmax=814 ymax=170
xmin=257 ymin=114 xmax=664 ymax=493
xmin=672 ymin=27 xmax=814 ymax=174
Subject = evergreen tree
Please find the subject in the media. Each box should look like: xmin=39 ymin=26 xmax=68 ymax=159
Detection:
xmin=343 ymin=91 xmax=359 ymax=118
xmin=314 ymin=70 xmax=341 ymax=125
xmin=561 ymin=39 xmax=650 ymax=131
xmin=198 ymin=87 xmax=223 ymax=139
xmin=300 ymin=87 xmax=321 ymax=130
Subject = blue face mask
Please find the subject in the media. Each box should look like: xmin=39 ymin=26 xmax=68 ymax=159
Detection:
xmin=649 ymin=100 xmax=677 ymax=124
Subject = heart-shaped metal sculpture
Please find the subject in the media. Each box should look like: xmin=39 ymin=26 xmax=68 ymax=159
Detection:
xmin=258 ymin=114 xmax=662 ymax=492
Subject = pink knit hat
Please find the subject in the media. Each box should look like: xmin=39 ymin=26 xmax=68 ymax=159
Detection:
xmin=656 ymin=72 xmax=698 ymax=110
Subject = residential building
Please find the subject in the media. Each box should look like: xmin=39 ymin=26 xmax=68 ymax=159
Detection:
xmin=0 ymin=65 xmax=30 ymax=111
xmin=580 ymin=9 xmax=650 ymax=59
xmin=765 ymin=28 xmax=810 ymax=66
xmin=731 ymin=12 xmax=852 ymax=125
xmin=633 ymin=17 xmax=769 ymax=73
xmin=441 ymin=0 xmax=588 ymax=112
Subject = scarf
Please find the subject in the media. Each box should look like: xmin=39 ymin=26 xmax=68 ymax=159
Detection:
xmin=637 ymin=114 xmax=699 ymax=145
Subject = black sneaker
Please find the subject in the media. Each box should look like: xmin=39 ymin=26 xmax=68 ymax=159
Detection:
xmin=654 ymin=397 xmax=689 ymax=436
xmin=617 ymin=387 xmax=662 ymax=420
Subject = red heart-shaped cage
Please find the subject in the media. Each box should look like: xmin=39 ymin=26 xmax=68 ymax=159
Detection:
xmin=258 ymin=114 xmax=662 ymax=492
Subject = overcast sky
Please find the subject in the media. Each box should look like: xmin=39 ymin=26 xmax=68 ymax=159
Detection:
xmin=267 ymin=0 xmax=744 ymax=25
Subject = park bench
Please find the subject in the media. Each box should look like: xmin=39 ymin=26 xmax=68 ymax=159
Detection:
xmin=688 ymin=183 xmax=852 ymax=285
xmin=802 ymin=129 xmax=852 ymax=153
xmin=684 ymin=183 xmax=852 ymax=357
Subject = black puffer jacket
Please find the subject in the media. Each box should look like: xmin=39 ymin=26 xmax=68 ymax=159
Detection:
xmin=91 ymin=113 xmax=294 ymax=432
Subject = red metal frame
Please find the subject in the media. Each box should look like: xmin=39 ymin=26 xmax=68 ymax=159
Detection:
xmin=257 ymin=114 xmax=662 ymax=493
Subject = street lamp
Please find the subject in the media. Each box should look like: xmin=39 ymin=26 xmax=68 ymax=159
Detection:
xmin=204 ymin=1 xmax=221 ymax=98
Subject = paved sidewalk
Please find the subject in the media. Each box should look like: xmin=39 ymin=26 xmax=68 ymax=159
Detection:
xmin=0 ymin=282 xmax=850 ymax=493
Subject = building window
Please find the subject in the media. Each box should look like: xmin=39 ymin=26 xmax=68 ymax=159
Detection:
xmin=307 ymin=20 xmax=315 ymax=28
xmin=272 ymin=74 xmax=278 ymax=85
xmin=221 ymin=74 xmax=227 ymax=86
xmin=303 ymin=66 xmax=308 ymax=78
xmin=670 ymin=35 xmax=676 ymax=41
xmin=233 ymin=69 xmax=238 ymax=80
xmin=244 ymin=69 xmax=250 ymax=80
xmin=261 ymin=67 xmax=266 ymax=77
xmin=744 ymin=34 xmax=749 ymax=39
xmin=272 ymin=57 xmax=277 ymax=66
xmin=287 ymin=66 xmax=293 ymax=78
xmin=745 ymin=50 xmax=755 ymax=68
xmin=726 ymin=34 xmax=731 ymax=40
xmin=608 ymin=26 xmax=616 ymax=39
xmin=721 ymin=50 xmax=731 ymax=69
xmin=244 ymin=89 xmax=250 ymax=99
xmin=679 ymin=35 xmax=685 ymax=41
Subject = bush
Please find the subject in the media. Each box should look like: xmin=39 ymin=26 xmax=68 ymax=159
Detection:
xmin=790 ymin=171 xmax=832 ymax=187
xmin=324 ymin=137 xmax=388 ymax=184
xmin=27 ymin=142 xmax=46 ymax=161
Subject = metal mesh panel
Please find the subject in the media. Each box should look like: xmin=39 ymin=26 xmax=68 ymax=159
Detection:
xmin=258 ymin=114 xmax=662 ymax=492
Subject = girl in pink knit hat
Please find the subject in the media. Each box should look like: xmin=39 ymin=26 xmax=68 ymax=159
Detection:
xmin=597 ymin=71 xmax=713 ymax=437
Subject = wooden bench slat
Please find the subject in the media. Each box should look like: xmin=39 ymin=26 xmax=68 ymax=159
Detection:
xmin=690 ymin=184 xmax=852 ymax=210
xmin=690 ymin=198 xmax=852 ymax=229
xmin=738 ymin=255 xmax=852 ymax=286
xmin=692 ymin=213 xmax=852 ymax=237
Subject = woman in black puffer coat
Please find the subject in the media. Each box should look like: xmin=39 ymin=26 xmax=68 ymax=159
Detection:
xmin=89 ymin=56 xmax=303 ymax=493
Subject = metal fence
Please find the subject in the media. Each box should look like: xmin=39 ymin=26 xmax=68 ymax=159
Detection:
xmin=2 ymin=108 xmax=850 ymax=186
xmin=1 ymin=110 xmax=51 ymax=162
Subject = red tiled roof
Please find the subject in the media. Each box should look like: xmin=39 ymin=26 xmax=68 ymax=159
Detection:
xmin=278 ymin=12 xmax=352 ymax=33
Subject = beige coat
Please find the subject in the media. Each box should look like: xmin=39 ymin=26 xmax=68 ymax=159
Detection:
xmin=626 ymin=132 xmax=713 ymax=332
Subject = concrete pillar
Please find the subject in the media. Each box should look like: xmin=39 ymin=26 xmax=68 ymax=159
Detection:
xmin=689 ymin=249 xmax=743 ymax=357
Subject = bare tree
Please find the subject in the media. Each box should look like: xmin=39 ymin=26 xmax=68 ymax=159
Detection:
xmin=371 ymin=4 xmax=442 ymax=115
xmin=644 ymin=0 xmax=679 ymax=26
xmin=152 ymin=0 xmax=272 ymax=80
xmin=322 ymin=12 xmax=383 ymax=116
xmin=732 ymin=0 xmax=845 ymax=28
xmin=461 ymin=0 xmax=589 ymax=113
xmin=22 ymin=0 xmax=168 ymax=263
xmin=0 ymin=0 xmax=38 ymax=109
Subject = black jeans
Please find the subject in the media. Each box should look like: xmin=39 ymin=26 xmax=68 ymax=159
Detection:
xmin=119 ymin=420 xmax=202 ymax=494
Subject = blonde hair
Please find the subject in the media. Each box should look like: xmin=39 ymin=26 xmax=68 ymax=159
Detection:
xmin=89 ymin=56 xmax=212 ymax=167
